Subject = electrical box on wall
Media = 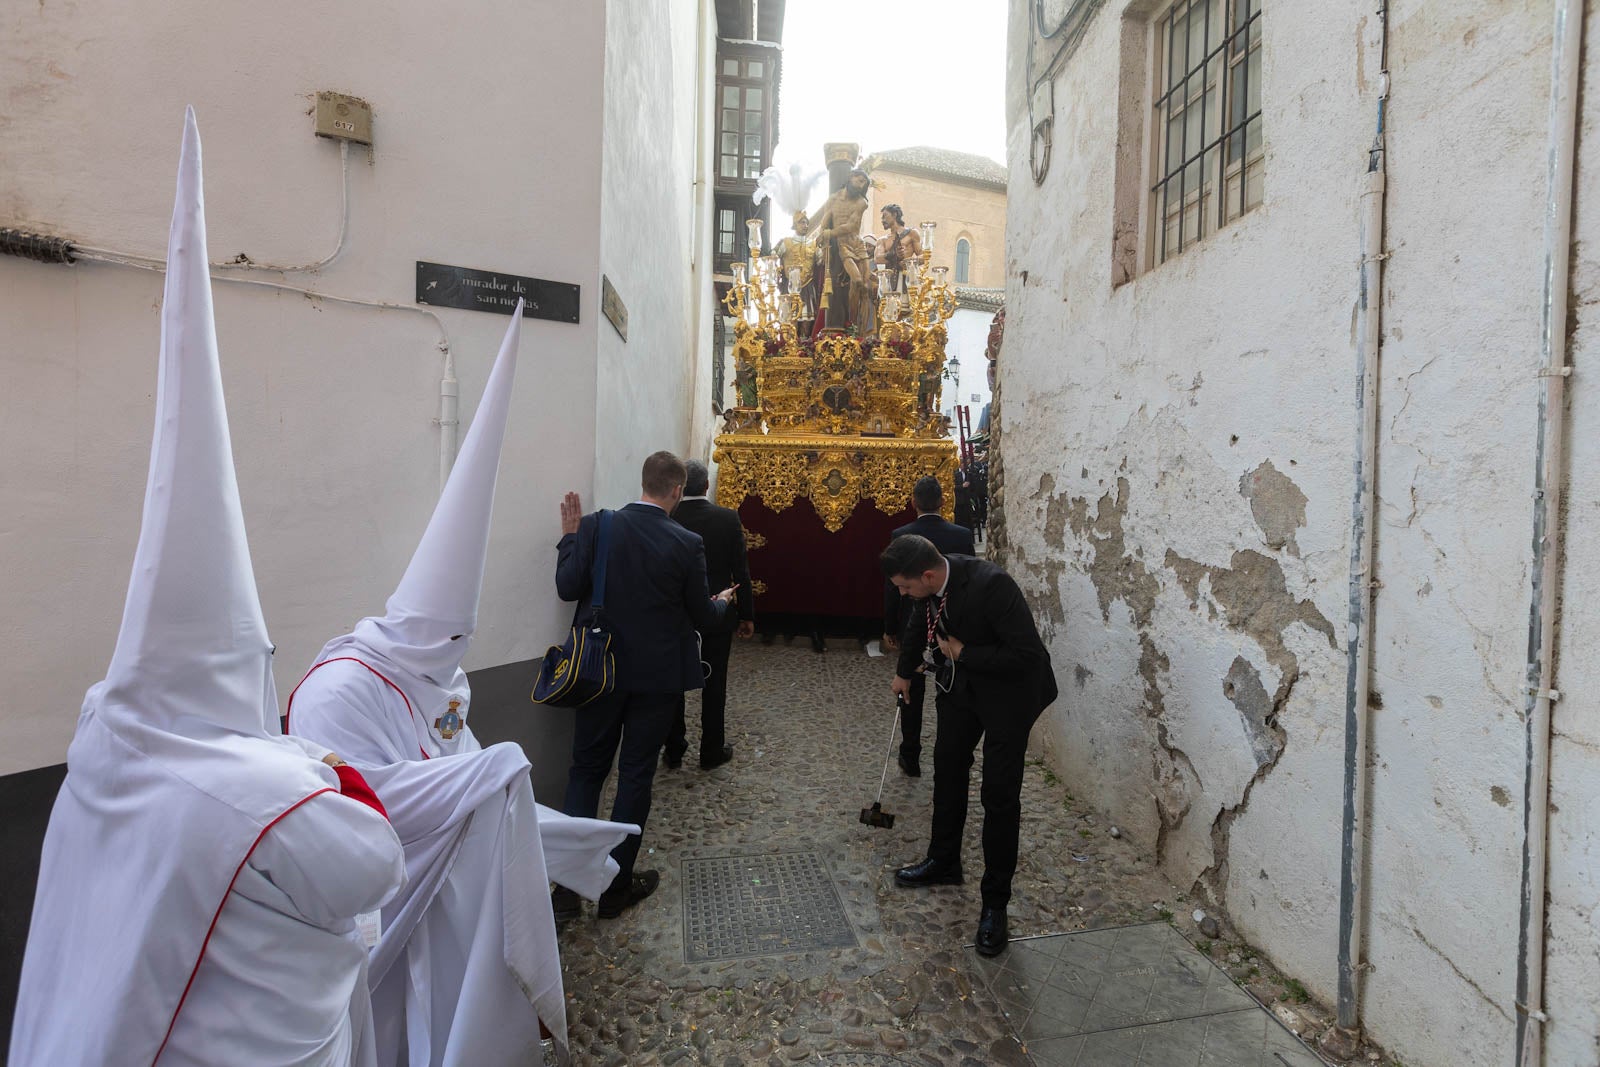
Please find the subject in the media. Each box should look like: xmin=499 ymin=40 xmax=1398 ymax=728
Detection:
xmin=314 ymin=92 xmax=372 ymax=145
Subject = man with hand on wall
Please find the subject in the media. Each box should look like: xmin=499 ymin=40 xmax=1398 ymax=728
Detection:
xmin=881 ymin=534 xmax=1057 ymax=958
xmin=553 ymin=452 xmax=738 ymax=920
xmin=666 ymin=460 xmax=754 ymax=771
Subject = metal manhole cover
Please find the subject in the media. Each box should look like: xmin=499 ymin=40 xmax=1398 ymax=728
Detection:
xmin=681 ymin=850 xmax=858 ymax=962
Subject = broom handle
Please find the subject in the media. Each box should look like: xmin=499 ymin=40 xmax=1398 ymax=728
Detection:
xmin=875 ymin=698 xmax=904 ymax=806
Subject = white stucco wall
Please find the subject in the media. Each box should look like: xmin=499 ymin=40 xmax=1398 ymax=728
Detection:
xmin=1002 ymin=1 xmax=1596 ymax=1064
xmin=594 ymin=0 xmax=716 ymax=505
xmin=2 ymin=0 xmax=710 ymax=775
xmin=943 ymin=305 xmax=997 ymax=429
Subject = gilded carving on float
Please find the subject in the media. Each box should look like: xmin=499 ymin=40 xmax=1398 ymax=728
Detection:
xmin=716 ymin=152 xmax=959 ymax=533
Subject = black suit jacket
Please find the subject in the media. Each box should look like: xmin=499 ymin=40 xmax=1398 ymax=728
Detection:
xmin=672 ymin=498 xmax=754 ymax=628
xmin=884 ymin=514 xmax=977 ymax=635
xmin=556 ymin=502 xmax=729 ymax=693
xmin=894 ymin=555 xmax=1058 ymax=715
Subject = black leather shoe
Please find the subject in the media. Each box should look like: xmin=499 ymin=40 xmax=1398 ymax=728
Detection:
xmin=897 ymin=751 xmax=921 ymax=778
xmin=975 ymin=907 xmax=1009 ymax=957
xmin=662 ymin=748 xmax=684 ymax=770
xmin=894 ymin=857 xmax=963 ymax=888
xmin=597 ymin=869 xmax=660 ymax=918
xmin=699 ymin=744 xmax=734 ymax=771
xmin=551 ymin=886 xmax=581 ymax=922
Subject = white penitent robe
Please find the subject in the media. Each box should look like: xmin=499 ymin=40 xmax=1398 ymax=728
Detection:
xmin=288 ymin=656 xmax=632 ymax=1065
xmin=13 ymin=108 xmax=410 ymax=1067
xmin=161 ymin=791 xmax=406 ymax=1067
xmin=11 ymin=717 xmax=406 ymax=1067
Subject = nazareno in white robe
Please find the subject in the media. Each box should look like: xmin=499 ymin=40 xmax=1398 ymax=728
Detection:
xmin=9 ymin=109 xmax=406 ymax=1067
xmin=286 ymin=308 xmax=631 ymax=1065
xmin=289 ymin=656 xmax=632 ymax=1066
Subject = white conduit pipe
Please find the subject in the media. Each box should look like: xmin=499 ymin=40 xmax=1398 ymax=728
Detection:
xmin=1515 ymin=1 xmax=1583 ymax=1063
xmin=77 ymin=140 xmax=350 ymax=274
xmin=70 ymin=251 xmax=455 ymax=496
xmin=438 ymin=348 xmax=460 ymax=492
xmin=1335 ymin=2 xmax=1388 ymax=1040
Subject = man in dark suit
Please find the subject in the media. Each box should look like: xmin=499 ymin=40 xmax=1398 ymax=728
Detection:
xmin=883 ymin=476 xmax=975 ymax=777
xmin=552 ymin=452 xmax=736 ymax=919
xmin=881 ymin=534 xmax=1057 ymax=957
xmin=666 ymin=460 xmax=755 ymax=770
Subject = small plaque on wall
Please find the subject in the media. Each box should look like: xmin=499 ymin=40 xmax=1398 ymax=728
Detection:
xmin=601 ymin=275 xmax=628 ymax=341
xmin=416 ymin=261 xmax=580 ymax=323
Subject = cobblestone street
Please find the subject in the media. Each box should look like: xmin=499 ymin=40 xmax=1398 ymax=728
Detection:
xmin=553 ymin=641 xmax=1350 ymax=1066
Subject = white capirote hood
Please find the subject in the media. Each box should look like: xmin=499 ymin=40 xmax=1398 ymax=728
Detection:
xmin=314 ymin=304 xmax=523 ymax=737
xmin=9 ymin=108 xmax=388 ymax=1066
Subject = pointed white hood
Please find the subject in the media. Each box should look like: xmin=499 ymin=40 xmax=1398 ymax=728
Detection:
xmin=314 ymin=307 xmax=523 ymax=738
xmin=11 ymin=109 xmax=387 ymax=1067
xmin=96 ymin=106 xmax=278 ymax=739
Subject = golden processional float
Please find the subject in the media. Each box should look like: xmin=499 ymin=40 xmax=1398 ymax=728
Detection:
xmin=714 ymin=143 xmax=960 ymax=629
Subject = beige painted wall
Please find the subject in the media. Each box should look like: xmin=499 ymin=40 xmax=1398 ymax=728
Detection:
xmin=865 ymin=167 xmax=1006 ymax=288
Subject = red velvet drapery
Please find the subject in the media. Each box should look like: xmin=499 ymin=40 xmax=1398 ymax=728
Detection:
xmin=739 ymin=496 xmax=915 ymax=619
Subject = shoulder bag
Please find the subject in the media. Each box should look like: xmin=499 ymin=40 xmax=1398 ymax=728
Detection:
xmin=531 ymin=509 xmax=617 ymax=708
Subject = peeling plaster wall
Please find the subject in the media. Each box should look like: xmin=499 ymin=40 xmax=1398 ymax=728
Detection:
xmin=1003 ymin=1 xmax=1597 ymax=1063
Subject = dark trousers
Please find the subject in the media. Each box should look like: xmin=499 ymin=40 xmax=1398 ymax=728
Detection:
xmin=899 ymin=672 xmax=927 ymax=762
xmin=562 ymin=689 xmax=677 ymax=884
xmin=666 ymin=628 xmax=733 ymax=759
xmin=926 ymin=689 xmax=1042 ymax=908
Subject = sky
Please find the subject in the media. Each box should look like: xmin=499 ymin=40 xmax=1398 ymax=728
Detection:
xmin=772 ymin=0 xmax=1008 ymax=196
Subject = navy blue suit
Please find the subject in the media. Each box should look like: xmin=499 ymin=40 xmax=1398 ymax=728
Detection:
xmin=883 ymin=515 xmax=977 ymax=764
xmin=556 ymin=502 xmax=730 ymax=883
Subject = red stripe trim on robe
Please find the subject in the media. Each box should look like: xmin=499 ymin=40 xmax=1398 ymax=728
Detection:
xmin=286 ymin=657 xmax=431 ymax=760
xmin=151 ymin=787 xmax=337 ymax=1066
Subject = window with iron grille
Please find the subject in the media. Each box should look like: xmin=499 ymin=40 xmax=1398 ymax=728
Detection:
xmin=1149 ymin=0 xmax=1262 ymax=265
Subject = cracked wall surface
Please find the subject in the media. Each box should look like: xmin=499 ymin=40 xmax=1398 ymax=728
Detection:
xmin=1002 ymin=2 xmax=1598 ymax=1065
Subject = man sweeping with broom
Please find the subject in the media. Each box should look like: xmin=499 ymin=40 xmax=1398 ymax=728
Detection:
xmin=879 ymin=535 xmax=1057 ymax=958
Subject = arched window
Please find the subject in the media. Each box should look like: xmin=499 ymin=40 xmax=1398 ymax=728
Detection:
xmin=955 ymin=238 xmax=972 ymax=283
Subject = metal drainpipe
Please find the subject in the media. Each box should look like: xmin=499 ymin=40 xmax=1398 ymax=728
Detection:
xmin=1515 ymin=2 xmax=1584 ymax=1063
xmin=1335 ymin=1 xmax=1389 ymax=1041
